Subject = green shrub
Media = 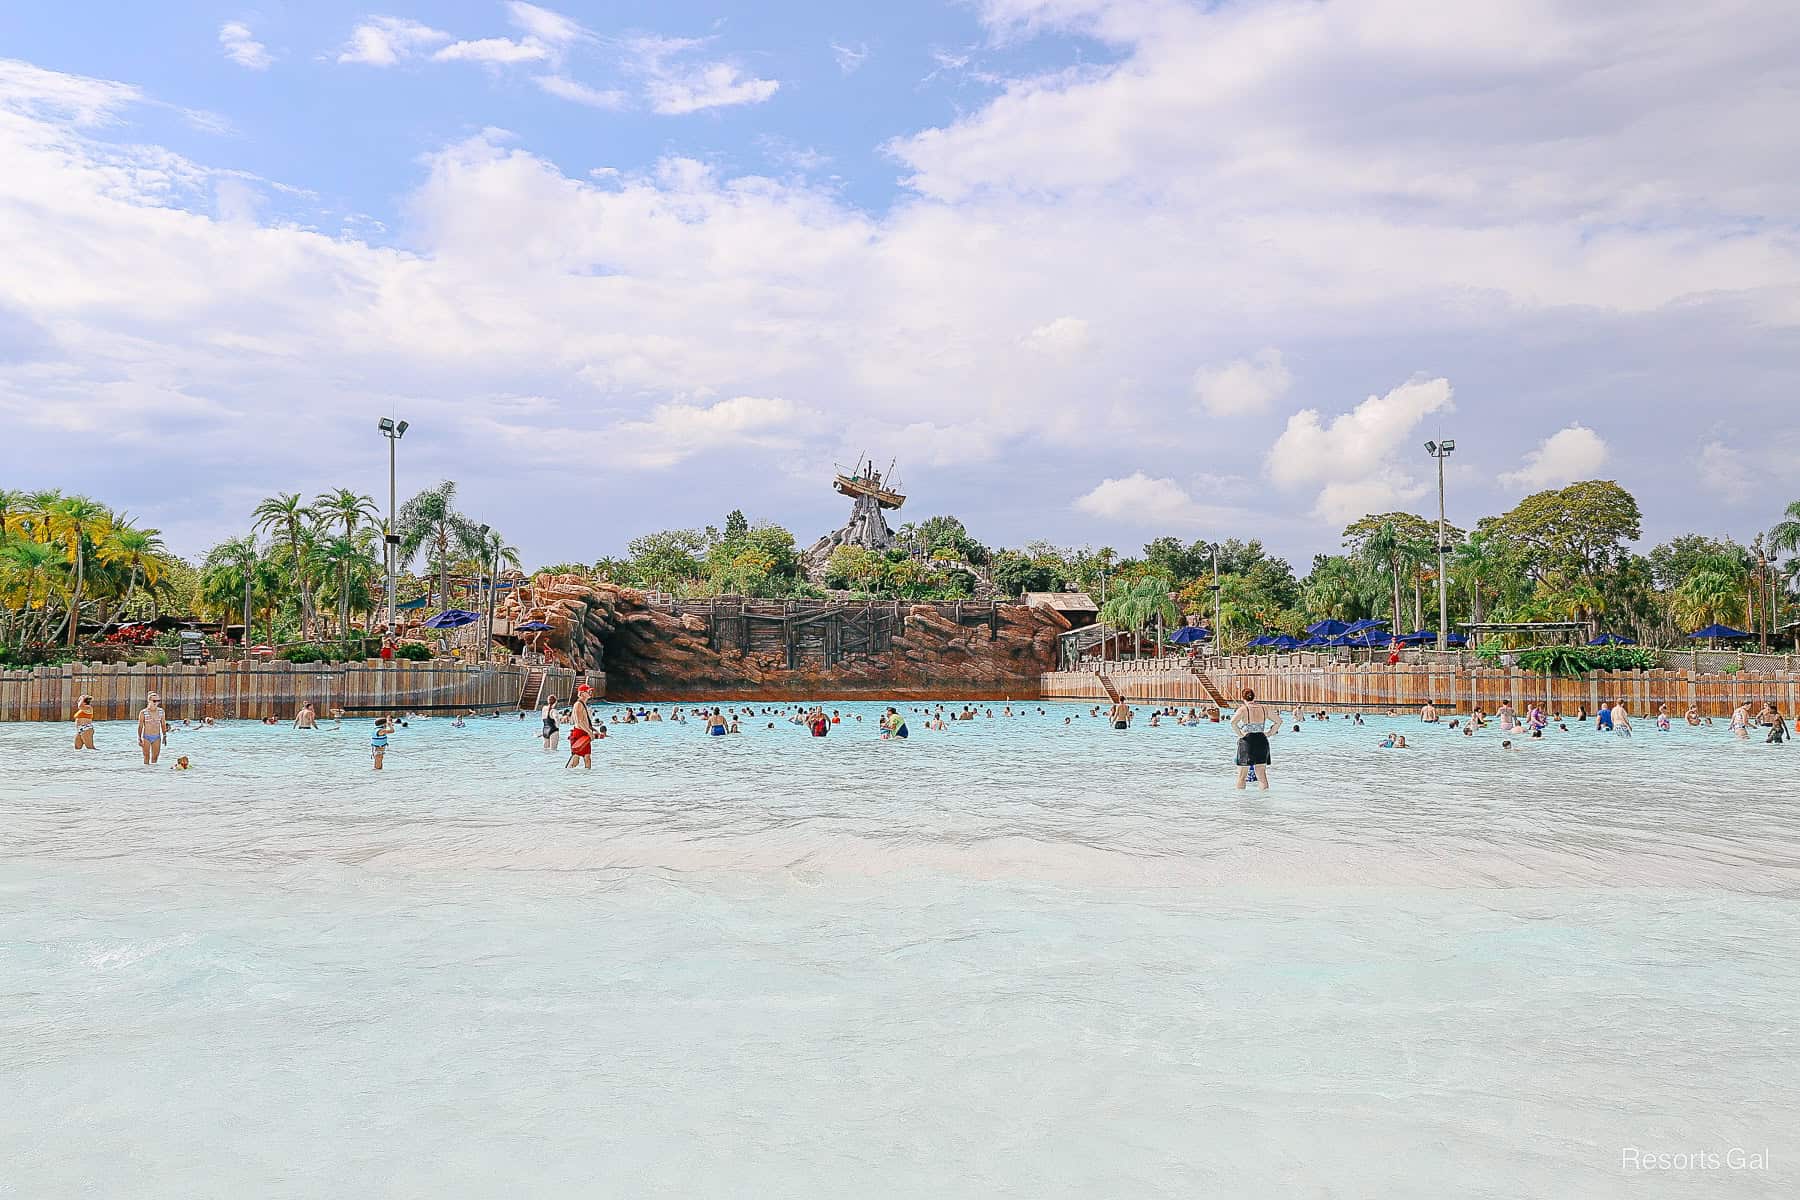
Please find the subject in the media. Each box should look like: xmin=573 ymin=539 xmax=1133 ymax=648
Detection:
xmin=395 ymin=642 xmax=432 ymax=661
xmin=278 ymin=644 xmax=331 ymax=663
xmin=1587 ymin=645 xmax=1658 ymax=671
xmin=1516 ymin=645 xmax=1595 ymax=677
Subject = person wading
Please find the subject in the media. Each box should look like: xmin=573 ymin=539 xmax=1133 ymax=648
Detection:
xmin=1231 ymin=688 xmax=1277 ymax=791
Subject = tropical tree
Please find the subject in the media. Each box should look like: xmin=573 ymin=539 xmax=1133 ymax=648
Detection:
xmin=1450 ymin=531 xmax=1501 ymax=624
xmin=254 ymin=492 xmax=320 ymax=637
xmin=396 ymin=481 xmax=480 ymax=615
xmin=1 ymin=537 xmax=63 ymax=650
xmin=1670 ymin=556 xmax=1749 ymax=631
xmin=200 ymin=537 xmax=288 ymax=645
xmin=314 ymin=488 xmax=379 ymax=634
xmin=96 ymin=521 xmax=170 ymax=631
xmin=1099 ymin=574 xmax=1179 ymax=659
xmin=44 ymin=496 xmax=112 ymax=646
xmin=315 ymin=530 xmax=380 ymax=637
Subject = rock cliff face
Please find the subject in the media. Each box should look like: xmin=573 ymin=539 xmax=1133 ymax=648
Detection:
xmin=521 ymin=575 xmax=1066 ymax=700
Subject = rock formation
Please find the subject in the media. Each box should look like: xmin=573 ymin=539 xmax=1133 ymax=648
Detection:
xmin=517 ymin=575 xmax=1067 ymax=700
xmin=802 ymin=491 xmax=896 ymax=580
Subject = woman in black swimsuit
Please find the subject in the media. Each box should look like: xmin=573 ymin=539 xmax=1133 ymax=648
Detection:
xmin=1230 ymin=688 xmax=1276 ymax=790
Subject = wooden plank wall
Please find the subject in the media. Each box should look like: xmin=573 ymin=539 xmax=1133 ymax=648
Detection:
xmin=1041 ymin=664 xmax=1800 ymax=717
xmin=0 ymin=661 xmax=535 ymax=722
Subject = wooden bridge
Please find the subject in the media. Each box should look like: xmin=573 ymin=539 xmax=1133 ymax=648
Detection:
xmin=645 ymin=597 xmax=1005 ymax=670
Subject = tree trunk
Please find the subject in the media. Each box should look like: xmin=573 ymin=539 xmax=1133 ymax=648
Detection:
xmin=1390 ymin=558 xmax=1403 ymax=633
xmin=66 ymin=546 xmax=84 ymax=647
xmin=1413 ymin=577 xmax=1423 ymax=632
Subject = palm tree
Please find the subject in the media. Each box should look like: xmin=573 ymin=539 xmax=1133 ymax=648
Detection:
xmin=254 ymin=492 xmax=320 ymax=638
xmin=44 ymin=496 xmax=112 ymax=647
xmin=1358 ymin=519 xmax=1407 ymax=633
xmin=1672 ymin=556 xmax=1749 ymax=631
xmin=1099 ymin=575 xmax=1178 ymax=660
xmin=314 ymin=489 xmax=378 ymax=637
xmin=1 ymin=537 xmax=63 ymax=650
xmin=1768 ymin=500 xmax=1800 ymax=560
xmin=96 ymin=521 xmax=170 ymax=631
xmin=1451 ymin=532 xmax=1497 ymax=625
xmin=316 ymin=530 xmax=380 ymax=641
xmin=200 ymin=536 xmax=274 ymax=644
xmin=396 ymin=481 xmax=480 ymax=616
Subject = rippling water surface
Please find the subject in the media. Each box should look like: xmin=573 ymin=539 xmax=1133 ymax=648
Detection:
xmin=3 ymin=701 xmax=1797 ymax=1197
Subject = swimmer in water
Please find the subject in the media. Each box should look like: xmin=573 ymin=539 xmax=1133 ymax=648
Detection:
xmin=172 ymin=755 xmax=192 ymax=770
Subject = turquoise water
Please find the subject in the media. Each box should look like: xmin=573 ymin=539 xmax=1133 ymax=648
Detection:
xmin=3 ymin=701 xmax=1796 ymax=1198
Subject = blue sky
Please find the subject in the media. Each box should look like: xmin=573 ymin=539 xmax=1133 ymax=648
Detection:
xmin=1 ymin=0 xmax=1797 ymax=569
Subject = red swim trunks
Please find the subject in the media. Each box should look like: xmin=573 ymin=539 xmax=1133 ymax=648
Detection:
xmin=569 ymin=728 xmax=592 ymax=756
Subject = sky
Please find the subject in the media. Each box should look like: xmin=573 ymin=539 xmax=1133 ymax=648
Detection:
xmin=1 ymin=0 xmax=1797 ymax=570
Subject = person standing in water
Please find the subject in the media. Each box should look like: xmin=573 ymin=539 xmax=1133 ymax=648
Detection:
xmin=293 ymin=701 xmax=317 ymax=730
xmin=882 ymin=707 xmax=909 ymax=740
xmin=540 ymin=696 xmax=560 ymax=751
xmin=370 ymin=716 xmax=392 ymax=770
xmin=136 ymin=692 xmax=167 ymax=765
xmin=566 ymin=685 xmax=595 ymax=769
xmin=1108 ymin=698 xmax=1132 ymax=729
xmin=1231 ymin=688 xmax=1277 ymax=791
xmin=73 ymin=694 xmax=96 ymax=751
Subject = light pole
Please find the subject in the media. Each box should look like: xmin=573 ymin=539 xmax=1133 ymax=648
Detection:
xmin=1210 ymin=543 xmax=1222 ymax=654
xmin=1424 ymin=439 xmax=1455 ymax=650
xmin=478 ymin=523 xmax=500 ymax=664
xmin=379 ymin=417 xmax=408 ymax=640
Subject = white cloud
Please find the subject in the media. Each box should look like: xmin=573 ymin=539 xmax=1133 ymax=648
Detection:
xmin=611 ymin=395 xmax=809 ymax=468
xmin=646 ymin=62 xmax=780 ymax=115
xmin=0 ymin=57 xmax=139 ymax=124
xmin=534 ymin=75 xmax=626 ymax=108
xmin=1022 ymin=316 xmax=1089 ymax=358
xmin=5 ymin=0 xmax=1800 ymax=566
xmin=435 ymin=38 xmax=551 ymax=66
xmin=831 ymin=41 xmax=870 ymax=75
xmin=1075 ymin=472 xmax=1208 ymax=525
xmin=1267 ymin=378 xmax=1453 ymax=521
xmin=218 ymin=22 xmax=272 ymax=70
xmin=627 ymin=37 xmax=780 ymax=114
xmin=1498 ymin=423 xmax=1609 ymax=492
xmin=506 ymin=2 xmax=587 ymax=47
xmin=1695 ymin=440 xmax=1752 ymax=504
xmin=1192 ymin=349 xmax=1289 ymax=417
xmin=337 ymin=17 xmax=449 ymax=66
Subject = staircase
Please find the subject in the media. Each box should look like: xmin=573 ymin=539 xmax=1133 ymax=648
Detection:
xmin=518 ymin=665 xmax=546 ymax=712
xmin=1187 ymin=664 xmax=1230 ymax=707
xmin=1097 ymin=673 xmax=1123 ymax=703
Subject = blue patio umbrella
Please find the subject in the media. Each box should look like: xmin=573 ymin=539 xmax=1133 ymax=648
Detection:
xmin=1169 ymin=625 xmax=1209 ymax=644
xmin=1342 ymin=618 xmax=1389 ymax=634
xmin=1587 ymin=632 xmax=1636 ymax=646
xmin=1442 ymin=631 xmax=1468 ymax=646
xmin=1396 ymin=630 xmax=1435 ymax=644
xmin=1247 ymin=635 xmax=1272 ymax=648
xmin=514 ymin=621 xmax=552 ymax=632
xmin=1268 ymin=634 xmax=1300 ymax=651
xmin=421 ymin=608 xmax=481 ymax=629
xmin=1687 ymin=624 xmax=1749 ymax=640
xmin=1297 ymin=635 xmax=1331 ymax=647
xmin=1306 ymin=619 xmax=1349 ymax=637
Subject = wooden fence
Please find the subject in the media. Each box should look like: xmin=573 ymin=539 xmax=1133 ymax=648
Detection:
xmin=1042 ymin=662 xmax=1800 ymax=717
xmin=0 ymin=661 xmax=544 ymax=723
